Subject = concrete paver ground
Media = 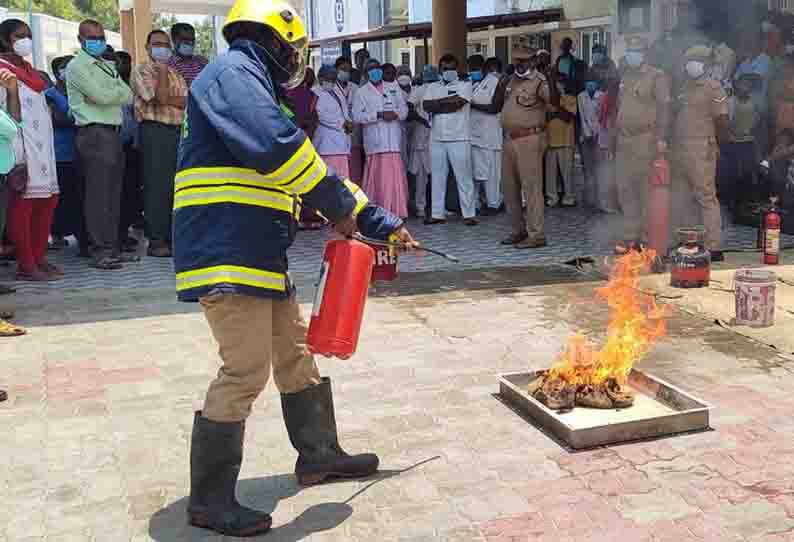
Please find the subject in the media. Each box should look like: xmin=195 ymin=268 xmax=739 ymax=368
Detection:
xmin=3 ymin=261 xmax=794 ymax=541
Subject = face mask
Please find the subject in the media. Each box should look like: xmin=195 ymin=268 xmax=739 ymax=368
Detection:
xmin=176 ymin=42 xmax=194 ymax=57
xmin=685 ymin=60 xmax=705 ymax=79
xmin=469 ymin=70 xmax=482 ymax=82
xmin=397 ymin=75 xmax=412 ymax=87
xmin=337 ymin=70 xmax=351 ymax=83
xmin=151 ymin=47 xmax=172 ymax=63
xmin=516 ymin=65 xmax=533 ymax=78
xmin=321 ymin=81 xmax=335 ymax=92
xmin=13 ymin=37 xmax=32 ymax=57
xmin=586 ymin=81 xmax=598 ymax=97
xmin=625 ymin=51 xmax=644 ymax=68
xmin=592 ymin=52 xmax=606 ymax=65
xmin=83 ymin=38 xmax=107 ymax=57
xmin=368 ymin=68 xmax=383 ymax=84
xmin=442 ymin=70 xmax=458 ymax=83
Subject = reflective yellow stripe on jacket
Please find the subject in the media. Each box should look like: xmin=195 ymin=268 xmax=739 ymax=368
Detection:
xmin=176 ymin=265 xmax=287 ymax=293
xmin=344 ymin=179 xmax=369 ymax=216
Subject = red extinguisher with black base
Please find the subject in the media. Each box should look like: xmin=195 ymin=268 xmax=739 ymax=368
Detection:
xmin=646 ymin=151 xmax=671 ymax=271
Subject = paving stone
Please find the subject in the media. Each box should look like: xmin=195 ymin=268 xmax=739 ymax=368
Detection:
xmin=618 ymin=489 xmax=699 ymax=524
xmin=716 ymin=500 xmax=794 ymax=539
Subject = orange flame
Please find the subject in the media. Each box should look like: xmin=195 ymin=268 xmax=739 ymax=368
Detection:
xmin=546 ymin=251 xmax=667 ymax=387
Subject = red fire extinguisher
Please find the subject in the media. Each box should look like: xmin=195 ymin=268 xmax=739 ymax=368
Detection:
xmin=646 ymin=152 xmax=671 ymax=265
xmin=763 ymin=196 xmax=782 ymax=265
xmin=307 ymin=240 xmax=375 ymax=359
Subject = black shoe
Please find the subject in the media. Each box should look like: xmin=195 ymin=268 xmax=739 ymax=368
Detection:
xmin=501 ymin=232 xmax=529 ymax=246
xmin=710 ymin=250 xmax=725 ymax=263
xmin=281 ymin=378 xmax=379 ymax=486
xmin=188 ymin=412 xmax=272 ymax=537
xmin=423 ymin=218 xmax=446 ymax=225
xmin=464 ymin=218 xmax=479 ymax=226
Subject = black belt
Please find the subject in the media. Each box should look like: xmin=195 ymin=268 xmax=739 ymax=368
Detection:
xmin=80 ymin=123 xmax=120 ymax=132
xmin=141 ymin=120 xmax=181 ymax=130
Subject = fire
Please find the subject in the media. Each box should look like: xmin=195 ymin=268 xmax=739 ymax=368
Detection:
xmin=529 ymin=251 xmax=668 ymax=410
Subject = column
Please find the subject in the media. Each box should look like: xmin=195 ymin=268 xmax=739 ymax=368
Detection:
xmin=133 ymin=0 xmax=152 ymax=64
xmin=120 ymin=9 xmax=135 ymax=62
xmin=431 ymin=0 xmax=467 ymax=65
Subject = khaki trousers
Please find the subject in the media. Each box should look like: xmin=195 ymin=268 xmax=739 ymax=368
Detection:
xmin=673 ymin=138 xmax=722 ymax=251
xmin=502 ymin=133 xmax=546 ymax=240
xmin=201 ymin=293 xmax=321 ymax=422
xmin=544 ymin=146 xmax=575 ymax=201
xmin=616 ymin=132 xmax=655 ymax=242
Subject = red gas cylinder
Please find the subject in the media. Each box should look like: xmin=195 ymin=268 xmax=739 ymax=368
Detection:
xmin=369 ymin=243 xmax=399 ymax=282
xmin=307 ymin=240 xmax=375 ymax=359
xmin=646 ymin=154 xmax=671 ymax=260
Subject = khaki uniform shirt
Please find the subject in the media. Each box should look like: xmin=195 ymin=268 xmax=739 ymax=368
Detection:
xmin=501 ymin=72 xmax=550 ymax=134
xmin=674 ymin=77 xmax=729 ymax=140
xmin=616 ymin=64 xmax=670 ymax=139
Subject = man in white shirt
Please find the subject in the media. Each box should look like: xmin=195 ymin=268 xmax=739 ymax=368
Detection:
xmin=408 ymin=66 xmax=437 ymax=217
xmin=423 ymin=54 xmax=478 ymax=226
xmin=469 ymin=55 xmax=504 ymax=215
xmin=578 ymin=79 xmax=604 ymax=211
xmin=313 ymin=64 xmax=353 ymax=179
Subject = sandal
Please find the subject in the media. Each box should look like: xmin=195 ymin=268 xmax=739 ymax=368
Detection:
xmin=90 ymin=257 xmax=123 ymax=270
xmin=39 ymin=262 xmax=64 ymax=276
xmin=0 ymin=319 xmax=25 ymax=337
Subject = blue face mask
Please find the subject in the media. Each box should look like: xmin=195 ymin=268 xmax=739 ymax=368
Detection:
xmin=442 ymin=70 xmax=458 ymax=83
xmin=586 ymin=81 xmax=599 ymax=97
xmin=368 ymin=68 xmax=383 ymax=84
xmin=176 ymin=42 xmax=194 ymax=57
xmin=625 ymin=51 xmax=644 ymax=68
xmin=469 ymin=70 xmax=483 ymax=82
xmin=83 ymin=38 xmax=107 ymax=57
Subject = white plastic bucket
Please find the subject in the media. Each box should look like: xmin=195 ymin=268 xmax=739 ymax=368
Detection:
xmin=734 ymin=269 xmax=777 ymax=328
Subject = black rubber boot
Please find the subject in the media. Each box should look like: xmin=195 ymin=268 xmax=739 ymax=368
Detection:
xmin=281 ymin=378 xmax=379 ymax=486
xmin=187 ymin=412 xmax=272 ymax=537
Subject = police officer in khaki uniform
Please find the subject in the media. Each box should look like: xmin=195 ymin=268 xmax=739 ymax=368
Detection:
xmin=613 ymin=35 xmax=671 ymax=253
xmin=673 ymin=45 xmax=730 ymax=260
xmin=494 ymin=47 xmax=550 ymax=249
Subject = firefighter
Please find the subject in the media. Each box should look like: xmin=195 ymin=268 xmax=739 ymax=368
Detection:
xmin=613 ymin=35 xmax=671 ymax=254
xmin=174 ymin=1 xmax=415 ymax=536
xmin=673 ymin=44 xmax=730 ymax=261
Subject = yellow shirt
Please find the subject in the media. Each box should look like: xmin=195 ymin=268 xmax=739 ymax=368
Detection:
xmin=547 ymin=94 xmax=577 ymax=148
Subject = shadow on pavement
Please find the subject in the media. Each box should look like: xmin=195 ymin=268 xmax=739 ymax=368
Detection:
xmin=148 ymin=457 xmax=440 ymax=541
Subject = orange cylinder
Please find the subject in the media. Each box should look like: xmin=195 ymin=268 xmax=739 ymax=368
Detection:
xmin=647 ymin=156 xmax=671 ymax=257
xmin=307 ymin=240 xmax=375 ymax=359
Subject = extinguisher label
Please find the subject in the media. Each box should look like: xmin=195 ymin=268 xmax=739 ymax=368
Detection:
xmin=312 ymin=262 xmax=329 ymax=318
xmin=767 ymin=229 xmax=780 ymax=255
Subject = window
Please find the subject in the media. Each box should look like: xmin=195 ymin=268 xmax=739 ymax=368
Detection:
xmin=401 ymin=51 xmax=410 ymax=67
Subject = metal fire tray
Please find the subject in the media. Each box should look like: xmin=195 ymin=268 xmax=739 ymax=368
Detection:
xmin=498 ymin=370 xmax=712 ymax=450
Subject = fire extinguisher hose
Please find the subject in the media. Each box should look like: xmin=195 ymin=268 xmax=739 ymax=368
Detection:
xmin=352 ymin=233 xmax=461 ymax=263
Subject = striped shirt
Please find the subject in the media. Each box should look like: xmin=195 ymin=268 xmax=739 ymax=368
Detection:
xmin=168 ymin=54 xmax=208 ymax=88
xmin=131 ymin=62 xmax=188 ymax=126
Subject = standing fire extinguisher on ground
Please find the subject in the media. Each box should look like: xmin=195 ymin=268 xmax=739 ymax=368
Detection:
xmin=172 ymin=0 xmax=417 ymax=536
xmin=647 ymin=151 xmax=671 ymax=269
xmin=763 ymin=196 xmax=782 ymax=265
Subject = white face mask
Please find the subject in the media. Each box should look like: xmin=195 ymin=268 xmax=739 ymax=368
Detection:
xmin=397 ymin=75 xmax=412 ymax=87
xmin=13 ymin=37 xmax=33 ymax=57
xmin=685 ymin=60 xmax=706 ymax=79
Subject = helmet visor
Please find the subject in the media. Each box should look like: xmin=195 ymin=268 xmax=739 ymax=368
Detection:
xmin=282 ymin=37 xmax=308 ymax=90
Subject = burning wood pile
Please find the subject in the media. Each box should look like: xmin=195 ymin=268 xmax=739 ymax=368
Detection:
xmin=529 ymin=251 xmax=668 ymax=411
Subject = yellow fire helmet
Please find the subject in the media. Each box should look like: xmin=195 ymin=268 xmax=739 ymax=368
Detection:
xmin=223 ymin=0 xmax=308 ymax=89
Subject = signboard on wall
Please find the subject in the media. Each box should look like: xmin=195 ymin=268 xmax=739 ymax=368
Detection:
xmin=321 ymin=43 xmax=343 ymax=65
xmin=312 ymin=0 xmax=370 ymax=40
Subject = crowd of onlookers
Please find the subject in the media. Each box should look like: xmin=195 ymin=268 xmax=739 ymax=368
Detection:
xmin=0 ymin=17 xmax=207 ymax=336
xmin=3 ymin=9 xmax=794 ymax=339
